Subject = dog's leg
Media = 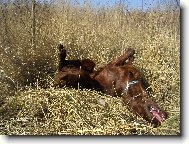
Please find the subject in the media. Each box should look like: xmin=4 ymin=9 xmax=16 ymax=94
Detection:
xmin=58 ymin=44 xmax=67 ymax=71
xmin=127 ymin=56 xmax=134 ymax=65
xmin=108 ymin=48 xmax=135 ymax=66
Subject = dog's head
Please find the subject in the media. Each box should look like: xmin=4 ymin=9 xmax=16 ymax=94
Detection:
xmin=122 ymin=66 xmax=168 ymax=126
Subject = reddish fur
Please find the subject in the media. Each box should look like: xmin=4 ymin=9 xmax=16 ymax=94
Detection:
xmin=54 ymin=44 xmax=168 ymax=126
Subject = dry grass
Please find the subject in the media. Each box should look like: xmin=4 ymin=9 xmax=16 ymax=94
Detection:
xmin=0 ymin=88 xmax=179 ymax=135
xmin=0 ymin=1 xmax=180 ymax=135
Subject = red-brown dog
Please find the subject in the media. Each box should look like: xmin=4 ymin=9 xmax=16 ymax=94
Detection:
xmin=54 ymin=44 xmax=168 ymax=126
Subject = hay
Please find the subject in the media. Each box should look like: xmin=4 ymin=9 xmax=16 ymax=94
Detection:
xmin=0 ymin=88 xmax=179 ymax=135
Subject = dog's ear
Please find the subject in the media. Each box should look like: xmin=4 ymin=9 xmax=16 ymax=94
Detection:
xmin=81 ymin=59 xmax=96 ymax=73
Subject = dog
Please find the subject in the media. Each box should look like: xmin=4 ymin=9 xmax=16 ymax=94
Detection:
xmin=54 ymin=44 xmax=168 ymax=126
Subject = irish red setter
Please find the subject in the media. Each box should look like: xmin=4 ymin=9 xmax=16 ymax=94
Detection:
xmin=54 ymin=44 xmax=168 ymax=126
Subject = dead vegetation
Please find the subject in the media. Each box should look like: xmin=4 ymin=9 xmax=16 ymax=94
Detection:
xmin=0 ymin=0 xmax=180 ymax=135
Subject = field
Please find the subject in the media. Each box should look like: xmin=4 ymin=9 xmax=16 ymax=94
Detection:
xmin=0 ymin=0 xmax=180 ymax=135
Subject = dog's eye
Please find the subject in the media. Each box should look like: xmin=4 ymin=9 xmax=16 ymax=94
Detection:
xmin=129 ymin=71 xmax=134 ymax=77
